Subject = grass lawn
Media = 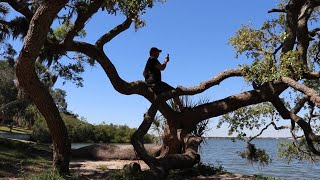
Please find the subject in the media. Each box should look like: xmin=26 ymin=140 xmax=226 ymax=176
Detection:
xmin=0 ymin=137 xmax=51 ymax=178
xmin=0 ymin=126 xmax=32 ymax=134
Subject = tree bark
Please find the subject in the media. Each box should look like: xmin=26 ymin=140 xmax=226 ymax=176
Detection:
xmin=15 ymin=0 xmax=70 ymax=174
xmin=131 ymin=105 xmax=203 ymax=178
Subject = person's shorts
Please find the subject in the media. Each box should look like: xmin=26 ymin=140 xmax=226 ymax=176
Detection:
xmin=148 ymin=81 xmax=174 ymax=95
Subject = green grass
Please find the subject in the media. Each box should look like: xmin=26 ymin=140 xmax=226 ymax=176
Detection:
xmin=0 ymin=137 xmax=51 ymax=178
xmin=0 ymin=126 xmax=32 ymax=134
xmin=26 ymin=170 xmax=66 ymax=180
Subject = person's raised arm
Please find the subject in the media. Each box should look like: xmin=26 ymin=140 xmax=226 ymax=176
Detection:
xmin=155 ymin=54 xmax=169 ymax=71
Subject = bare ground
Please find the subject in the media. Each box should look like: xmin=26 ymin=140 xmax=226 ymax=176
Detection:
xmin=70 ymin=160 xmax=253 ymax=180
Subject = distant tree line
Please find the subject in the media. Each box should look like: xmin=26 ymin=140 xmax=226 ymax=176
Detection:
xmin=32 ymin=113 xmax=155 ymax=144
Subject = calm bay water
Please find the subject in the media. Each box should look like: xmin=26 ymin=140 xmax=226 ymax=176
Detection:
xmin=72 ymin=138 xmax=320 ymax=179
xmin=201 ymin=138 xmax=320 ymax=179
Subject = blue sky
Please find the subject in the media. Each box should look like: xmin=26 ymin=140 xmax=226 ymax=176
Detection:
xmin=8 ymin=0 xmax=292 ymax=137
xmin=53 ymin=0 xmax=292 ymax=137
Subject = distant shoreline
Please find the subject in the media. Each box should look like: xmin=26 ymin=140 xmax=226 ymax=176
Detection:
xmin=203 ymin=136 xmax=292 ymax=139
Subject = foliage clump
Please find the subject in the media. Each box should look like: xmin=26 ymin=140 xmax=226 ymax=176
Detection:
xmin=239 ymin=143 xmax=272 ymax=165
xmin=278 ymin=138 xmax=320 ymax=162
xmin=218 ymin=103 xmax=279 ymax=137
xmin=229 ymin=22 xmax=306 ymax=86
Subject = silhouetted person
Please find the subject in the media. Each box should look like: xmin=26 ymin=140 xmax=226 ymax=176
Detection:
xmin=143 ymin=47 xmax=184 ymax=111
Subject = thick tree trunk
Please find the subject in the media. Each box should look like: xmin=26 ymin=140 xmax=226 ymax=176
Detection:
xmin=15 ymin=0 xmax=70 ymax=174
xmin=131 ymin=106 xmax=202 ymax=178
xmin=159 ymin=125 xmax=182 ymax=156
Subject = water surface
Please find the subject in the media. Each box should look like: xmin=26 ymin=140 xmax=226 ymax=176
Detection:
xmin=201 ymin=138 xmax=319 ymax=179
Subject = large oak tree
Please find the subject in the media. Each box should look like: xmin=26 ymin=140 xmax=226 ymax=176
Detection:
xmin=2 ymin=0 xmax=320 ymax=177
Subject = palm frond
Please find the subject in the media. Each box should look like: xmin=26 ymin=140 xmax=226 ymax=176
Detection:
xmin=0 ymin=23 xmax=10 ymax=42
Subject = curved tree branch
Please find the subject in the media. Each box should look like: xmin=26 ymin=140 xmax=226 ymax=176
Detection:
xmin=64 ymin=0 xmax=103 ymax=45
xmin=268 ymin=8 xmax=286 ymax=13
xmin=281 ymin=77 xmax=320 ymax=107
xmin=271 ymin=94 xmax=320 ymax=155
xmin=149 ymin=68 xmax=244 ymax=109
xmin=176 ymin=68 xmax=243 ymax=95
xmin=95 ymin=17 xmax=133 ymax=49
xmin=131 ymin=105 xmax=161 ymax=174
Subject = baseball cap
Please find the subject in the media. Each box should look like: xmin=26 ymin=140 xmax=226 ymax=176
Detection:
xmin=150 ymin=47 xmax=162 ymax=54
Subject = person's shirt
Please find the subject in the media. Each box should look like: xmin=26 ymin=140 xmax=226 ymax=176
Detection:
xmin=144 ymin=56 xmax=161 ymax=84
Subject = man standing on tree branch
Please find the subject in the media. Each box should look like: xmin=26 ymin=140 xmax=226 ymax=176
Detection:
xmin=143 ymin=47 xmax=185 ymax=112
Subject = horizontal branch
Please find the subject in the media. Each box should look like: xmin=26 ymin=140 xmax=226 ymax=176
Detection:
xmin=268 ymin=8 xmax=286 ymax=13
xmin=176 ymin=68 xmax=243 ymax=95
xmin=153 ymin=68 xmax=244 ymax=106
xmin=179 ymin=83 xmax=287 ymax=128
xmin=303 ymin=72 xmax=320 ymax=79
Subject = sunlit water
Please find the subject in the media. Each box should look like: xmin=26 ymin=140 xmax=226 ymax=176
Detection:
xmin=72 ymin=138 xmax=320 ymax=179
xmin=200 ymin=138 xmax=320 ymax=179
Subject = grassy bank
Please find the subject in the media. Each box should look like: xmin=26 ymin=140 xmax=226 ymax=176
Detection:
xmin=0 ymin=137 xmax=51 ymax=178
